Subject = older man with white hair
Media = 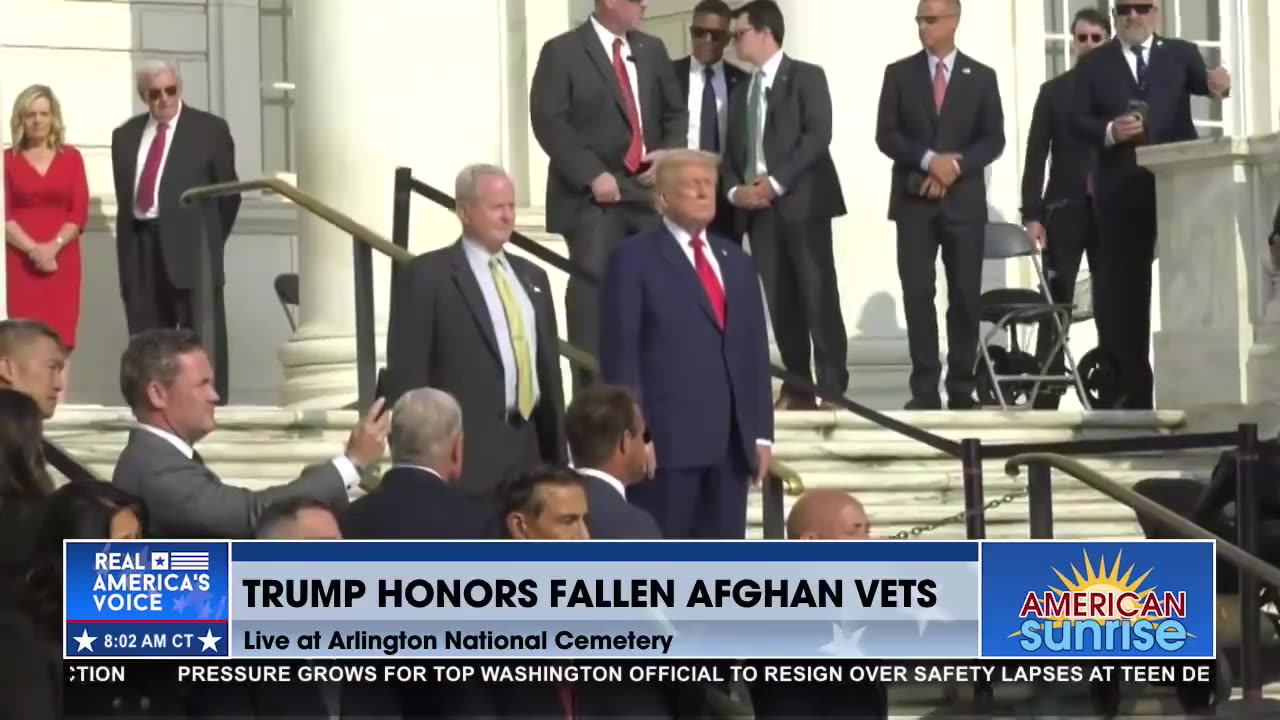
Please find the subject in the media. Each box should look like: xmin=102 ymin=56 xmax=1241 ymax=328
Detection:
xmin=110 ymin=59 xmax=239 ymax=402
xmin=386 ymin=165 xmax=566 ymax=498
xmin=340 ymin=387 xmax=498 ymax=539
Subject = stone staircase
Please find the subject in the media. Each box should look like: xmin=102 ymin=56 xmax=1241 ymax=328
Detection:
xmin=48 ymin=405 xmax=1225 ymax=541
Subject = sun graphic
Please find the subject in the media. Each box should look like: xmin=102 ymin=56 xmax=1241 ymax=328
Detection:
xmin=1008 ymin=549 xmax=1193 ymax=638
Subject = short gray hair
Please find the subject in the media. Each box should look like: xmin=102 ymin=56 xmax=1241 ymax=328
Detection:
xmin=654 ymin=148 xmax=719 ymax=191
xmin=455 ymin=163 xmax=510 ymax=207
xmin=135 ymin=60 xmax=180 ymax=99
xmin=389 ymin=387 xmax=463 ymax=466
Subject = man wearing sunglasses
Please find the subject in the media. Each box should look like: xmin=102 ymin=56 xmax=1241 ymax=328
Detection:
xmin=1019 ymin=8 xmax=1111 ymax=409
xmin=673 ymin=0 xmax=748 ymax=243
xmin=1071 ymin=0 xmax=1230 ymax=410
xmin=110 ymin=60 xmax=239 ymax=404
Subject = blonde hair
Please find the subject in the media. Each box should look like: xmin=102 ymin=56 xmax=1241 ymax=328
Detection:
xmin=653 ymin=148 xmax=720 ymax=190
xmin=9 ymin=85 xmax=66 ymax=151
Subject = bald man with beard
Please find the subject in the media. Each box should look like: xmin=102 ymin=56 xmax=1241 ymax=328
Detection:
xmin=747 ymin=489 xmax=887 ymax=718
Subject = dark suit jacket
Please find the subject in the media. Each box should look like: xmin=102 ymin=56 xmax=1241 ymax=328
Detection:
xmin=112 ymin=428 xmax=349 ymax=538
xmin=385 ymin=242 xmax=567 ymax=495
xmin=110 ymin=104 xmax=240 ymax=291
xmin=1021 ymin=68 xmax=1096 ymax=224
xmin=0 ymin=496 xmax=44 ymax=610
xmin=341 ymin=466 xmax=499 ymax=540
xmin=579 ymin=470 xmax=662 ymax=539
xmin=530 ymin=20 xmax=686 ymax=233
xmin=875 ymin=50 xmax=1005 ymax=224
xmin=1072 ymin=36 xmax=1211 ymax=230
xmin=599 ymin=224 xmax=773 ymax=472
xmin=723 ymin=54 xmax=846 ymax=226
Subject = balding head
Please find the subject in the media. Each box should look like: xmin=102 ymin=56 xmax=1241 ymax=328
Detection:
xmin=786 ymin=490 xmax=871 ymax=540
xmin=388 ymin=387 xmax=464 ymax=480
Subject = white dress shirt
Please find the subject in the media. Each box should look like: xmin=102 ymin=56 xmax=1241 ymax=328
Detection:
xmin=577 ymin=467 xmax=627 ymax=498
xmin=920 ymin=49 xmax=957 ymax=172
xmin=591 ymin=14 xmax=646 ymax=155
xmin=462 ymin=239 xmax=540 ymax=412
xmin=1104 ymin=35 xmax=1155 ymax=148
xmin=140 ymin=421 xmax=362 ymax=489
xmin=686 ymin=58 xmax=728 ymax=151
xmin=133 ymin=102 xmax=182 ymax=219
xmin=661 ymin=217 xmax=771 ymax=448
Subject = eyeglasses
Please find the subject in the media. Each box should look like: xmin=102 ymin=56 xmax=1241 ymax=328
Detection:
xmin=690 ymin=27 xmax=728 ymax=42
xmin=147 ymin=85 xmax=178 ymax=101
xmin=1115 ymin=3 xmax=1155 ymax=16
xmin=1076 ymin=33 xmax=1105 ymax=43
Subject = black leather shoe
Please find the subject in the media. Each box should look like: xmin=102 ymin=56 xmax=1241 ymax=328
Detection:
xmin=904 ymin=396 xmax=943 ymax=410
xmin=948 ymin=395 xmax=979 ymax=410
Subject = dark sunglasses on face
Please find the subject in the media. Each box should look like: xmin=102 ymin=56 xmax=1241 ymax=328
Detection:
xmin=1076 ymin=33 xmax=1105 ymax=43
xmin=1115 ymin=3 xmax=1155 ymax=16
xmin=690 ymin=27 xmax=728 ymax=42
xmin=147 ymin=85 xmax=178 ymax=101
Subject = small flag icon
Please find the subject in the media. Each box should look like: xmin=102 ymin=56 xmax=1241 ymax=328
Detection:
xmin=170 ymin=552 xmax=209 ymax=571
xmin=151 ymin=552 xmax=169 ymax=570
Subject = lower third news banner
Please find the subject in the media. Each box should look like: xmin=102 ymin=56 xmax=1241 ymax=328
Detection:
xmin=63 ymin=539 xmax=1215 ymax=664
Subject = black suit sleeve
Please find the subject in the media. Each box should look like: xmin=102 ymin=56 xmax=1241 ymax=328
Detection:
xmin=530 ymin=40 xmax=609 ymax=189
xmin=1182 ymin=40 xmax=1212 ymax=97
xmin=958 ymin=69 xmax=1006 ymax=176
xmin=651 ymin=39 xmax=688 ymax=149
xmin=722 ymin=85 xmax=747 ymax=190
xmin=1071 ymin=57 xmax=1112 ymax=148
xmin=770 ymin=64 xmax=833 ymax=191
xmin=1020 ymin=83 xmax=1053 ymax=223
xmin=875 ymin=65 xmax=928 ymax=168
xmin=385 ymin=260 xmax=435 ymax=405
xmin=209 ymin=117 xmax=240 ymax=241
xmin=532 ymin=266 xmax=568 ymax=465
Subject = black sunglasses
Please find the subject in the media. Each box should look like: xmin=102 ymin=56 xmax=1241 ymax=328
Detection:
xmin=690 ymin=27 xmax=729 ymax=42
xmin=1076 ymin=32 xmax=1105 ymax=43
xmin=147 ymin=85 xmax=178 ymax=101
xmin=1115 ymin=4 xmax=1155 ymax=16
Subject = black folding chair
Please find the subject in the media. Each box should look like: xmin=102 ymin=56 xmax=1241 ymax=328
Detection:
xmin=273 ymin=273 xmax=299 ymax=331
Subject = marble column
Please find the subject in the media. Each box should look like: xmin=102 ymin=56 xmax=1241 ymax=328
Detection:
xmin=283 ymin=0 xmax=507 ymax=407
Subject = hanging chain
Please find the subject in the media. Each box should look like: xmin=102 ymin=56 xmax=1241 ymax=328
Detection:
xmin=882 ymin=485 xmax=1030 ymax=540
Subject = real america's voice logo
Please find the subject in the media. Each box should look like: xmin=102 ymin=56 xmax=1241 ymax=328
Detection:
xmin=91 ymin=548 xmax=213 ymax=612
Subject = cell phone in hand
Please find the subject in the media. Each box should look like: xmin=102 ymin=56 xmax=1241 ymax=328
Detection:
xmin=1126 ymin=99 xmax=1149 ymax=121
xmin=373 ymin=369 xmax=390 ymax=418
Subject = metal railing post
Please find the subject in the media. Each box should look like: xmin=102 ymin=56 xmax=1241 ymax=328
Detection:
xmin=391 ymin=167 xmax=412 ymax=298
xmin=761 ymin=473 xmax=785 ymax=539
xmin=1027 ymin=461 xmax=1054 ymax=539
xmin=352 ymin=237 xmax=377 ymax=414
xmin=194 ymin=198 xmax=219 ymax=389
xmin=1236 ymin=422 xmax=1262 ymax=702
xmin=961 ymin=438 xmax=986 ymax=539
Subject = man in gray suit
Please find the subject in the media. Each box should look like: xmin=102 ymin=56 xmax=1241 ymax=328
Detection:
xmin=385 ymin=165 xmax=566 ymax=497
xmin=112 ymin=329 xmax=388 ymax=538
xmin=530 ymin=0 xmax=686 ymax=388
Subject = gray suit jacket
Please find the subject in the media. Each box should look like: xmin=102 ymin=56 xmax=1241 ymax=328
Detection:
xmin=113 ymin=428 xmax=349 ymax=539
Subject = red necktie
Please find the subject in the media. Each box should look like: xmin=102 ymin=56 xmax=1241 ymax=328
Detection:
xmin=933 ymin=62 xmax=947 ymax=111
xmin=691 ymin=235 xmax=726 ymax=329
xmin=612 ymin=38 xmax=644 ymax=173
xmin=135 ymin=121 xmax=169 ymax=213
xmin=558 ymin=681 xmax=574 ymax=720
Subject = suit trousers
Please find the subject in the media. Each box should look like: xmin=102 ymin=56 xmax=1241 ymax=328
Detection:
xmin=123 ymin=221 xmax=229 ymax=402
xmin=748 ymin=208 xmax=848 ymax=401
xmin=627 ymin=450 xmax=749 ymax=539
xmin=1032 ymin=201 xmax=1102 ymax=408
xmin=564 ymin=201 xmax=659 ymax=390
xmin=895 ymin=214 xmax=984 ymax=401
xmin=1095 ymin=214 xmax=1156 ymax=409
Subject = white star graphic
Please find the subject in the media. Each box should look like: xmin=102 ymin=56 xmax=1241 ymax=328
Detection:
xmin=74 ymin=629 xmax=97 ymax=652
xmin=818 ymin=622 xmax=867 ymax=657
xmin=911 ymin=603 xmax=952 ymax=637
xmin=198 ymin=629 xmax=221 ymax=652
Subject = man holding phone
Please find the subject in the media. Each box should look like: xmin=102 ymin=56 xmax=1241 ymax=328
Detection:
xmin=1071 ymin=0 xmax=1229 ymax=409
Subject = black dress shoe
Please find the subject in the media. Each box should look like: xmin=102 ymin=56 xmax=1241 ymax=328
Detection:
xmin=948 ymin=395 xmax=978 ymax=410
xmin=904 ymin=397 xmax=943 ymax=410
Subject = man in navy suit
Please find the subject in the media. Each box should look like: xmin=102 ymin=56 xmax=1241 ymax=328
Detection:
xmin=600 ymin=149 xmax=774 ymax=540
xmin=565 ymin=384 xmax=663 ymax=539
xmin=1072 ymin=0 xmax=1229 ymax=409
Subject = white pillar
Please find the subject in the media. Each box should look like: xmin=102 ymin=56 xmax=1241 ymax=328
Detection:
xmin=282 ymin=0 xmax=507 ymax=407
xmin=774 ymin=0 xmax=1025 ymax=407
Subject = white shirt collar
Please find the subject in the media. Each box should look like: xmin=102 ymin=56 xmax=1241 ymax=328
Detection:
xmin=590 ymin=14 xmax=628 ymax=52
xmin=662 ymin=217 xmax=706 ymax=246
xmin=690 ymin=57 xmax=722 ymax=76
xmin=927 ymin=48 xmax=958 ymax=74
xmin=1124 ymin=34 xmax=1155 ymax=54
xmin=577 ymin=467 xmax=627 ymax=497
xmin=462 ymin=237 xmax=509 ymax=268
xmin=139 ymin=423 xmax=194 ymax=460
xmin=759 ymin=49 xmax=784 ymax=78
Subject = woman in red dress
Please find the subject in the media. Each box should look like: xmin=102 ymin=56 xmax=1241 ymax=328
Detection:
xmin=3 ymin=84 xmax=87 ymax=362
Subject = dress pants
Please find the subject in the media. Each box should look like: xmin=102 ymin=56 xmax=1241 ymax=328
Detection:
xmin=895 ymin=214 xmax=984 ymax=402
xmin=123 ymin=220 xmax=229 ymax=402
xmin=747 ymin=208 xmax=848 ymax=402
xmin=1094 ymin=214 xmax=1156 ymax=409
xmin=1032 ymin=201 xmax=1102 ymax=409
xmin=563 ymin=201 xmax=659 ymax=390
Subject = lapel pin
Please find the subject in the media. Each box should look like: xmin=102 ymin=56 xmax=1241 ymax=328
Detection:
xmin=961 ymin=67 xmax=971 ymax=75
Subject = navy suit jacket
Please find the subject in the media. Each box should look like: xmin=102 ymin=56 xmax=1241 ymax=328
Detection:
xmin=580 ymin=472 xmax=663 ymax=539
xmin=599 ymin=223 xmax=773 ymax=472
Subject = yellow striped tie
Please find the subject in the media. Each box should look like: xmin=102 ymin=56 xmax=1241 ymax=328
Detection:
xmin=489 ymin=258 xmax=535 ymax=418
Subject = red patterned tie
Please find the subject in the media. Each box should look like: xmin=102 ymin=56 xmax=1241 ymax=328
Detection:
xmin=933 ymin=61 xmax=947 ymax=111
xmin=691 ymin=234 xmax=726 ymax=329
xmin=135 ymin=121 xmax=169 ymax=214
xmin=612 ymin=38 xmax=644 ymax=173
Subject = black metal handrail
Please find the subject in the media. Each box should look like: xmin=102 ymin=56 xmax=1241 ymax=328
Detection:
xmin=43 ymin=438 xmax=100 ymax=483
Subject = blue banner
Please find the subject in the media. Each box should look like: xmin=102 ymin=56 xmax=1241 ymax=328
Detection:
xmin=979 ymin=540 xmax=1215 ymax=659
xmin=64 ymin=541 xmax=230 ymax=659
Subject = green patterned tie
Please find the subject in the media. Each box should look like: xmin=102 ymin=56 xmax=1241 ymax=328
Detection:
xmin=744 ymin=71 xmax=764 ymax=183
xmin=489 ymin=258 xmax=535 ymax=418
